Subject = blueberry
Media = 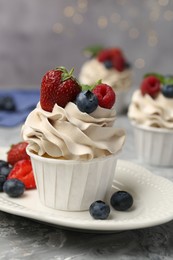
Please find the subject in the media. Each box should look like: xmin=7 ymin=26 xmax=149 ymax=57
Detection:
xmin=0 ymin=160 xmax=9 ymax=168
xmin=103 ymin=60 xmax=113 ymax=69
xmin=0 ymin=165 xmax=12 ymax=178
xmin=0 ymin=96 xmax=16 ymax=111
xmin=76 ymin=90 xmax=98 ymax=114
xmin=89 ymin=200 xmax=110 ymax=220
xmin=0 ymin=175 xmax=7 ymax=192
xmin=124 ymin=61 xmax=132 ymax=69
xmin=161 ymin=85 xmax=173 ymax=98
xmin=110 ymin=191 xmax=133 ymax=211
xmin=3 ymin=179 xmax=25 ymax=197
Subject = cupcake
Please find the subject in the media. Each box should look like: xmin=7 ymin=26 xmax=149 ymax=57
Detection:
xmin=79 ymin=45 xmax=133 ymax=114
xmin=128 ymin=73 xmax=173 ymax=167
xmin=22 ymin=67 xmax=125 ymax=211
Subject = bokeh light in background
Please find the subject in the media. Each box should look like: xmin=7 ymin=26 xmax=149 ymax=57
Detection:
xmin=0 ymin=0 xmax=173 ymax=88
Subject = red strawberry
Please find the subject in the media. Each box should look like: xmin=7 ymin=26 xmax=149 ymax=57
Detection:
xmin=140 ymin=76 xmax=161 ymax=98
xmin=7 ymin=159 xmax=36 ymax=189
xmin=92 ymin=83 xmax=116 ymax=109
xmin=97 ymin=48 xmax=126 ymax=72
xmin=40 ymin=67 xmax=81 ymax=112
xmin=7 ymin=142 xmax=30 ymax=166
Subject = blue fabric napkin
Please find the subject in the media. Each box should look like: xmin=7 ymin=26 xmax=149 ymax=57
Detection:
xmin=0 ymin=89 xmax=40 ymax=127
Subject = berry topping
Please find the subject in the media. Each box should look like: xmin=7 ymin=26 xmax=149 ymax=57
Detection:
xmin=0 ymin=96 xmax=16 ymax=111
xmin=140 ymin=76 xmax=161 ymax=98
xmin=92 ymin=83 xmax=116 ymax=109
xmin=7 ymin=159 xmax=36 ymax=189
xmin=97 ymin=48 xmax=126 ymax=72
xmin=76 ymin=90 xmax=98 ymax=114
xmin=161 ymin=85 xmax=173 ymax=98
xmin=103 ymin=60 xmax=113 ymax=69
xmin=7 ymin=142 xmax=30 ymax=166
xmin=110 ymin=191 xmax=133 ymax=211
xmin=124 ymin=61 xmax=132 ymax=69
xmin=40 ymin=67 xmax=81 ymax=112
xmin=89 ymin=200 xmax=110 ymax=220
xmin=3 ymin=179 xmax=25 ymax=198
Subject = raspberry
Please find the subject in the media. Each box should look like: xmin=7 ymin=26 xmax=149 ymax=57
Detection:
xmin=112 ymin=54 xmax=125 ymax=72
xmin=97 ymin=48 xmax=126 ymax=72
xmin=92 ymin=83 xmax=116 ymax=109
xmin=140 ymin=76 xmax=161 ymax=98
xmin=97 ymin=49 xmax=112 ymax=62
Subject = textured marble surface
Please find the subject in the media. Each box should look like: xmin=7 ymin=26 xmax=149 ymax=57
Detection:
xmin=0 ymin=115 xmax=173 ymax=260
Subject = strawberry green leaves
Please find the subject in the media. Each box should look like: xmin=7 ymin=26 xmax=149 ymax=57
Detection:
xmin=144 ymin=73 xmax=173 ymax=85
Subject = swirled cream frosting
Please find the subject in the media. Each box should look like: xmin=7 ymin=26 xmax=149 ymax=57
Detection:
xmin=22 ymin=102 xmax=125 ymax=160
xmin=128 ymin=90 xmax=173 ymax=129
xmin=79 ymin=59 xmax=132 ymax=92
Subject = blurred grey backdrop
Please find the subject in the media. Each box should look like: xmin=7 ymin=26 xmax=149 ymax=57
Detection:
xmin=0 ymin=0 xmax=173 ymax=89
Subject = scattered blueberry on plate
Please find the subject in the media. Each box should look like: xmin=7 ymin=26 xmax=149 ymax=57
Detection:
xmin=3 ymin=179 xmax=25 ymax=198
xmin=0 ymin=160 xmax=12 ymax=191
xmin=0 ymin=160 xmax=9 ymax=168
xmin=89 ymin=200 xmax=110 ymax=220
xmin=0 ymin=159 xmax=25 ymax=198
xmin=110 ymin=191 xmax=133 ymax=211
xmin=0 ymin=163 xmax=12 ymax=178
xmin=0 ymin=175 xmax=6 ymax=192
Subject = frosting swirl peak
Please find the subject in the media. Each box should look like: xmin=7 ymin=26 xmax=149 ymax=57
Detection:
xmin=128 ymin=90 xmax=173 ymax=129
xmin=22 ymin=102 xmax=125 ymax=160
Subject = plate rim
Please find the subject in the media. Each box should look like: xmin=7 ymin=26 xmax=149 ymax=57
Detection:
xmin=0 ymin=147 xmax=173 ymax=232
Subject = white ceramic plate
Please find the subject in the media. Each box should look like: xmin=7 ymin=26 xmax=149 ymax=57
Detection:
xmin=0 ymin=147 xmax=173 ymax=232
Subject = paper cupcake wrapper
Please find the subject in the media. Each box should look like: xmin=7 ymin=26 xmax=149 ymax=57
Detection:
xmin=27 ymin=149 xmax=118 ymax=211
xmin=132 ymin=123 xmax=173 ymax=167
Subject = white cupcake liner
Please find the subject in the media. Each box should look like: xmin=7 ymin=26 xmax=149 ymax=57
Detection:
xmin=27 ymin=148 xmax=118 ymax=211
xmin=132 ymin=122 xmax=173 ymax=167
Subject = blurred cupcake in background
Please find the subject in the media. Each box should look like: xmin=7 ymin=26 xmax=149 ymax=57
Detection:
xmin=128 ymin=73 xmax=173 ymax=167
xmin=79 ymin=45 xmax=133 ymax=114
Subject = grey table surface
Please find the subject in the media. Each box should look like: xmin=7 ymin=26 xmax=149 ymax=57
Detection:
xmin=0 ymin=115 xmax=173 ymax=260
